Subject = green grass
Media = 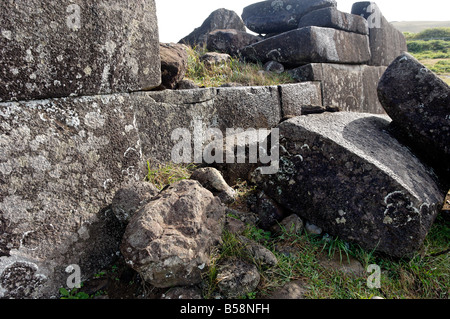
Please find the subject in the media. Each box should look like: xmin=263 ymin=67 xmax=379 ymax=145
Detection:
xmin=185 ymin=45 xmax=295 ymax=88
xmin=145 ymin=161 xmax=197 ymax=190
xmin=201 ymin=214 xmax=450 ymax=299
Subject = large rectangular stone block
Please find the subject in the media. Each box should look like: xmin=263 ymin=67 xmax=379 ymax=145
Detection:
xmin=241 ymin=26 xmax=371 ymax=66
xmin=0 ymin=93 xmax=148 ymax=298
xmin=0 ymin=0 xmax=161 ymax=102
xmin=289 ymin=63 xmax=387 ymax=114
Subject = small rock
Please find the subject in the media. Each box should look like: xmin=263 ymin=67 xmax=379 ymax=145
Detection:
xmin=200 ymin=52 xmax=231 ymax=66
xmin=177 ymin=79 xmax=199 ymax=90
xmin=269 ymin=280 xmax=308 ymax=299
xmin=217 ymin=259 xmax=260 ymax=298
xmin=273 ymin=214 xmax=304 ymax=235
xmin=263 ymin=61 xmax=285 ymax=74
xmin=253 ymin=191 xmax=287 ymax=230
xmin=190 ymin=167 xmax=236 ymax=204
xmin=224 ymin=216 xmax=247 ymax=235
xmin=318 ymin=253 xmax=365 ymax=276
xmin=238 ymin=235 xmax=278 ymax=266
xmin=111 ymin=181 xmax=159 ymax=224
xmin=305 ymin=221 xmax=322 ymax=235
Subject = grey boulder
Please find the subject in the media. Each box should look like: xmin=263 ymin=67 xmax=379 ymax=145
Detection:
xmin=252 ymin=112 xmax=444 ymax=258
xmin=120 ymin=180 xmax=225 ymax=288
xmin=377 ymin=53 xmax=450 ymax=188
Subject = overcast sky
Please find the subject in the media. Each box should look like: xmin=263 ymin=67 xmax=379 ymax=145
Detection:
xmin=155 ymin=0 xmax=450 ymax=43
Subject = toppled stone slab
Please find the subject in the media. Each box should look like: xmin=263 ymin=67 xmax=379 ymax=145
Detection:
xmin=242 ymin=0 xmax=337 ymax=34
xmin=289 ymin=63 xmax=386 ymax=114
xmin=120 ymin=180 xmax=225 ymax=288
xmin=351 ymin=2 xmax=407 ymax=66
xmin=252 ymin=112 xmax=444 ymax=258
xmin=0 ymin=93 xmax=147 ymax=298
xmin=298 ymin=7 xmax=369 ymax=35
xmin=0 ymin=0 xmax=161 ymax=102
xmin=241 ymin=26 xmax=371 ymax=66
xmin=179 ymin=8 xmax=246 ymax=46
xmin=377 ymin=53 xmax=450 ymax=188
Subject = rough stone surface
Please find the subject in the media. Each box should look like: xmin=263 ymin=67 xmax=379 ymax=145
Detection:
xmin=280 ymin=82 xmax=324 ymax=117
xmin=377 ymin=53 xmax=450 ymax=189
xmin=0 ymin=93 xmax=147 ymax=298
xmin=273 ymin=214 xmax=304 ymax=235
xmin=217 ymin=259 xmax=260 ymax=298
xmin=289 ymin=63 xmax=387 ymax=114
xmin=269 ymin=280 xmax=308 ymax=299
xmin=190 ymin=167 xmax=237 ymax=204
xmin=179 ymin=8 xmax=246 ymax=46
xmin=206 ymin=29 xmax=261 ymax=57
xmin=200 ymin=52 xmax=231 ymax=66
xmin=264 ymin=61 xmax=285 ymax=74
xmin=351 ymin=2 xmax=407 ymax=66
xmin=242 ymin=0 xmax=337 ymax=34
xmin=253 ymin=191 xmax=288 ymax=230
xmin=161 ymin=286 xmax=203 ymax=299
xmin=159 ymin=43 xmax=189 ymax=90
xmin=318 ymin=253 xmax=365 ymax=276
xmin=177 ymin=79 xmax=200 ymax=90
xmin=238 ymin=235 xmax=278 ymax=266
xmin=120 ymin=180 xmax=225 ymax=288
xmin=241 ymin=26 xmax=371 ymax=66
xmin=298 ymin=7 xmax=369 ymax=35
xmin=252 ymin=112 xmax=444 ymax=258
xmin=0 ymin=0 xmax=161 ymax=102
xmin=111 ymin=181 xmax=160 ymax=225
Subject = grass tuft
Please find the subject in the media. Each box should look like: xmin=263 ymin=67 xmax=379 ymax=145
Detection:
xmin=184 ymin=45 xmax=295 ymax=88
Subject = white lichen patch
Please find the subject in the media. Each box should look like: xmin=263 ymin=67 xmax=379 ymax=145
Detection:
xmin=84 ymin=111 xmax=106 ymax=129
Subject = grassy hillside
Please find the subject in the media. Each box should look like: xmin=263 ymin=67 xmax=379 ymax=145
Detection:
xmin=392 ymin=21 xmax=450 ymax=33
xmin=405 ymin=27 xmax=450 ymax=85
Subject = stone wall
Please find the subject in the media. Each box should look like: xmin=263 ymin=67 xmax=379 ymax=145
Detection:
xmin=0 ymin=0 xmax=161 ymax=298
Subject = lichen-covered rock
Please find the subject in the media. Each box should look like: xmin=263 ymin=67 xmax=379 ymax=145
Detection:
xmin=217 ymin=259 xmax=260 ymax=298
xmin=252 ymin=112 xmax=444 ymax=258
xmin=242 ymin=0 xmax=337 ymax=34
xmin=377 ymin=53 xmax=450 ymax=189
xmin=0 ymin=0 xmax=161 ymax=102
xmin=120 ymin=180 xmax=225 ymax=288
xmin=241 ymin=26 xmax=371 ymax=66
